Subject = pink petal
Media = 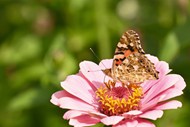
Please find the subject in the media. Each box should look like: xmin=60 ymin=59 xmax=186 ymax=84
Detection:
xmin=142 ymin=59 xmax=171 ymax=93
xmin=51 ymin=90 xmax=106 ymax=118
xmin=153 ymin=100 xmax=182 ymax=110
xmin=51 ymin=90 xmax=92 ymax=108
xmin=79 ymin=61 xmax=106 ymax=88
xmin=155 ymin=87 xmax=183 ymax=102
xmin=99 ymin=59 xmax=113 ymax=69
xmin=122 ymin=110 xmax=142 ymax=117
xmin=64 ymin=109 xmax=107 ymax=120
xmin=174 ymin=74 xmax=186 ymax=91
xmin=142 ymin=74 xmax=179 ymax=104
xmin=155 ymin=74 xmax=185 ymax=102
xmin=64 ymin=110 xmax=87 ymax=119
xmin=155 ymin=61 xmax=171 ymax=76
xmin=142 ymin=74 xmax=185 ymax=110
xmin=100 ymin=116 xmax=124 ymax=125
xmin=64 ymin=109 xmax=106 ymax=120
xmin=142 ymin=87 xmax=183 ymax=110
xmin=51 ymin=90 xmax=86 ymax=107
xmin=146 ymin=54 xmax=171 ymax=76
xmin=51 ymin=91 xmax=108 ymax=119
xmin=142 ymin=80 xmax=158 ymax=94
xmin=59 ymin=96 xmax=96 ymax=111
xmin=146 ymin=54 xmax=159 ymax=64
xmin=141 ymin=97 xmax=160 ymax=111
xmin=136 ymin=118 xmax=156 ymax=127
xmin=77 ymin=72 xmax=97 ymax=91
xmin=139 ymin=110 xmax=163 ymax=120
xmin=113 ymin=119 xmax=138 ymax=127
xmin=50 ymin=90 xmax=66 ymax=106
xmin=69 ymin=114 xmax=100 ymax=127
xmin=61 ymin=75 xmax=96 ymax=104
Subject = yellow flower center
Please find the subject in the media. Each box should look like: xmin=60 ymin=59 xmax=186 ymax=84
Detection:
xmin=96 ymin=80 xmax=143 ymax=116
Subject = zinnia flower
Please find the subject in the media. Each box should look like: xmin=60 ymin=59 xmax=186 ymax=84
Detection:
xmin=51 ymin=54 xmax=186 ymax=127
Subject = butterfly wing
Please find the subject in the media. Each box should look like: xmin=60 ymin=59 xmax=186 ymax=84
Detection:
xmin=103 ymin=30 xmax=159 ymax=84
xmin=113 ymin=52 xmax=159 ymax=84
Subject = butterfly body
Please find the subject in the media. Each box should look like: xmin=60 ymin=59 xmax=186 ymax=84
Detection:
xmin=103 ymin=30 xmax=159 ymax=84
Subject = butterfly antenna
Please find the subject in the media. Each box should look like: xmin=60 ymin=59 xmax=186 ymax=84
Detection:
xmin=89 ymin=48 xmax=107 ymax=69
xmin=89 ymin=48 xmax=108 ymax=82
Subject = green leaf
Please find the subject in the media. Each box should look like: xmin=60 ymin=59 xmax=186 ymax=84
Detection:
xmin=8 ymin=88 xmax=40 ymax=111
xmin=91 ymin=123 xmax=104 ymax=127
xmin=0 ymin=34 xmax=41 ymax=65
xmin=159 ymin=31 xmax=179 ymax=63
xmin=10 ymin=63 xmax=47 ymax=87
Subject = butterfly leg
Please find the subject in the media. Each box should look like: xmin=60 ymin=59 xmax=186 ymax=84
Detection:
xmin=122 ymin=82 xmax=132 ymax=96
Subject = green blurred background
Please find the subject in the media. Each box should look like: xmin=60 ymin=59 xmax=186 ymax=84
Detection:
xmin=0 ymin=0 xmax=190 ymax=127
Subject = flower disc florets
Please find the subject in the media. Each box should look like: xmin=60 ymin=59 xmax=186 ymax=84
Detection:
xmin=96 ymin=80 xmax=143 ymax=116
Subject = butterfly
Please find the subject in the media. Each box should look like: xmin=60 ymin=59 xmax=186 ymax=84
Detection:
xmin=102 ymin=30 xmax=159 ymax=84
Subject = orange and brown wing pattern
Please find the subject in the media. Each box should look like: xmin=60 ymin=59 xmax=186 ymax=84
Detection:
xmin=103 ymin=30 xmax=159 ymax=84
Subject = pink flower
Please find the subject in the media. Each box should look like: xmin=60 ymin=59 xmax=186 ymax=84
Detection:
xmin=50 ymin=54 xmax=186 ymax=127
